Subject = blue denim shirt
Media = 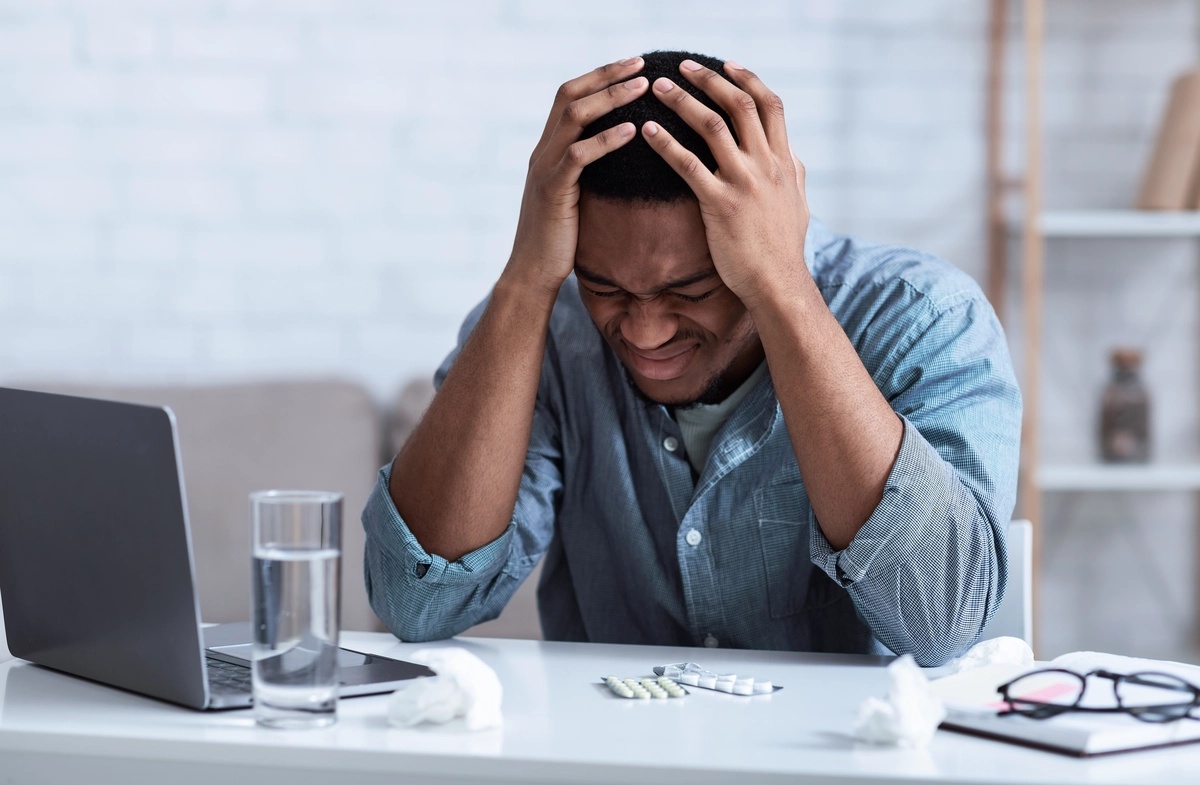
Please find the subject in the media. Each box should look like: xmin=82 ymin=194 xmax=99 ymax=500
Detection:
xmin=363 ymin=219 xmax=1022 ymax=666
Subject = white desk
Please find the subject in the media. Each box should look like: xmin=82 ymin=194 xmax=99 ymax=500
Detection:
xmin=2 ymin=634 xmax=1199 ymax=785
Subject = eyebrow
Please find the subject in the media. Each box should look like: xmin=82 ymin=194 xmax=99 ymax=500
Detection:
xmin=574 ymin=265 xmax=719 ymax=290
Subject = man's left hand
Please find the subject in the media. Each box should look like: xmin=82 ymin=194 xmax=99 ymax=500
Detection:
xmin=642 ymin=59 xmax=810 ymax=311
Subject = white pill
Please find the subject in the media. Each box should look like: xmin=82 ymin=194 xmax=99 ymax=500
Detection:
xmin=716 ymin=681 xmax=735 ymax=693
xmin=733 ymin=683 xmax=754 ymax=695
xmin=753 ymin=681 xmax=773 ymax=694
xmin=698 ymin=675 xmax=717 ymax=689
xmin=666 ymin=687 xmax=686 ymax=698
xmin=680 ymin=673 xmax=700 ymax=686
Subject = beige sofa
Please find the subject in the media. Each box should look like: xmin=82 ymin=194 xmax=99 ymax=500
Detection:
xmin=0 ymin=378 xmax=541 ymax=642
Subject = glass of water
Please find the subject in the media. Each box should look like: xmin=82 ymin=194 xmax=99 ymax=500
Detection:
xmin=250 ymin=490 xmax=343 ymax=729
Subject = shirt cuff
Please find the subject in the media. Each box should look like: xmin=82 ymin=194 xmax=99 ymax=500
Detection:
xmin=364 ymin=463 xmax=515 ymax=587
xmin=809 ymin=415 xmax=953 ymax=586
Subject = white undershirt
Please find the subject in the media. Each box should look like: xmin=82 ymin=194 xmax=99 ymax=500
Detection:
xmin=674 ymin=362 xmax=769 ymax=474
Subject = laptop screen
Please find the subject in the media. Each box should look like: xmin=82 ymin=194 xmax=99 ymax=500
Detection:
xmin=0 ymin=387 xmax=210 ymax=709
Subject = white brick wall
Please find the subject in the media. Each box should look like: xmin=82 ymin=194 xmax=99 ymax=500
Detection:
xmin=0 ymin=0 xmax=1197 ymax=659
xmin=1 ymin=0 xmax=1000 ymax=395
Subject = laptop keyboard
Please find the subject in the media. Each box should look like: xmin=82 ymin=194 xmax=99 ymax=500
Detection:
xmin=206 ymin=657 xmax=252 ymax=695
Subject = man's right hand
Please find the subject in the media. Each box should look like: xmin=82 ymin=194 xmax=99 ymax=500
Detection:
xmin=503 ymin=57 xmax=648 ymax=298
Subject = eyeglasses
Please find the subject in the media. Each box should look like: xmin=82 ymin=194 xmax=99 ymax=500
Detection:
xmin=997 ymin=668 xmax=1200 ymax=724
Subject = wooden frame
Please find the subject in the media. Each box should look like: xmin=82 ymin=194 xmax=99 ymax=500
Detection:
xmin=986 ymin=0 xmax=1045 ymax=648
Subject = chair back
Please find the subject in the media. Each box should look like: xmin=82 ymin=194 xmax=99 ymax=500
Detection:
xmin=979 ymin=519 xmax=1033 ymax=648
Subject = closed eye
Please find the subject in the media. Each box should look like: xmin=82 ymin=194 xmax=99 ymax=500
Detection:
xmin=584 ymin=287 xmax=719 ymax=303
xmin=670 ymin=288 xmax=718 ymax=303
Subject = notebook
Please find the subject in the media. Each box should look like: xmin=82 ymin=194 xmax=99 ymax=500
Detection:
xmin=0 ymin=386 xmax=434 ymax=710
xmin=931 ymin=652 xmax=1200 ymax=757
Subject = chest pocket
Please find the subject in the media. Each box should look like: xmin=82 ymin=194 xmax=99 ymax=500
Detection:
xmin=754 ymin=478 xmax=845 ymax=619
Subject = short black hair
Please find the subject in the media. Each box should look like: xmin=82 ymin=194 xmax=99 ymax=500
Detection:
xmin=579 ymin=50 xmax=735 ymax=203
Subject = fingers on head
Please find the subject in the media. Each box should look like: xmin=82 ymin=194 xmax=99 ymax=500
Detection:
xmin=722 ymin=62 xmax=789 ymax=146
xmin=562 ymin=122 xmax=635 ymax=172
xmin=556 ymin=56 xmax=645 ymax=106
xmin=652 ymin=76 xmax=739 ymax=157
xmin=676 ymin=61 xmax=749 ymax=117
xmin=561 ymin=77 xmax=647 ymax=129
xmin=642 ymin=122 xmax=707 ymax=184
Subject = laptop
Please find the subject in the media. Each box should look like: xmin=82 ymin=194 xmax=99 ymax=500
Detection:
xmin=0 ymin=386 xmax=434 ymax=710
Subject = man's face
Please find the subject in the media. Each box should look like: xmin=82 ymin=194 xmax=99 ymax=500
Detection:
xmin=575 ymin=195 xmax=764 ymax=407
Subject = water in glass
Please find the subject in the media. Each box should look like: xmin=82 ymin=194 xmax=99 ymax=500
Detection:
xmin=252 ymin=546 xmax=340 ymax=728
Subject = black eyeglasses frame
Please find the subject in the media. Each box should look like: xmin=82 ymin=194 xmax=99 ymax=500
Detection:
xmin=997 ymin=668 xmax=1200 ymax=724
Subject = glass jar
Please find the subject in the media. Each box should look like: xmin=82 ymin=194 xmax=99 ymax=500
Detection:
xmin=1099 ymin=348 xmax=1150 ymax=463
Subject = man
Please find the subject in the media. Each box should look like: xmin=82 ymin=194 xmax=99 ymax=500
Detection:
xmin=363 ymin=50 xmax=1021 ymax=666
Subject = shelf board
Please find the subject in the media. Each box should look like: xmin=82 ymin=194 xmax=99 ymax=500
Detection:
xmin=1013 ymin=210 xmax=1200 ymax=238
xmin=1038 ymin=464 xmax=1200 ymax=492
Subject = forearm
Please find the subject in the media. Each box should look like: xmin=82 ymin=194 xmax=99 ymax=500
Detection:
xmin=750 ymin=275 xmax=903 ymax=551
xmin=389 ymin=274 xmax=557 ymax=561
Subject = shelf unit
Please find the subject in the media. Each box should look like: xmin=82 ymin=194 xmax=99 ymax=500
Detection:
xmin=1033 ymin=210 xmax=1200 ymax=238
xmin=985 ymin=0 xmax=1200 ymax=644
xmin=1039 ymin=464 xmax=1200 ymax=492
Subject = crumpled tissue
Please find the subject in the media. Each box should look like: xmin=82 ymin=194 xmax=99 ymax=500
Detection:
xmin=853 ymin=654 xmax=946 ymax=748
xmin=387 ymin=647 xmax=503 ymax=731
xmin=940 ymin=636 xmax=1034 ymax=676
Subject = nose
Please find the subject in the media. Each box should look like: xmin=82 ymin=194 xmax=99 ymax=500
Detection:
xmin=619 ymin=298 xmax=679 ymax=350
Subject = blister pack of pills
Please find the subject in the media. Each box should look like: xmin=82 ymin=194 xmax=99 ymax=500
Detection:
xmin=652 ymin=662 xmax=781 ymax=695
xmin=601 ymin=675 xmax=688 ymax=699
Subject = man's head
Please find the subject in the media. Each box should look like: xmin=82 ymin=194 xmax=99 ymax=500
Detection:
xmin=578 ymin=50 xmax=734 ymax=203
xmin=574 ymin=51 xmax=763 ymax=408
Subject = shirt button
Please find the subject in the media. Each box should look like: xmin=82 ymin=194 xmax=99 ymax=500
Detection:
xmin=704 ymin=635 xmax=719 ymax=648
xmin=685 ymin=528 xmax=702 ymax=547
xmin=663 ymin=436 xmax=679 ymax=453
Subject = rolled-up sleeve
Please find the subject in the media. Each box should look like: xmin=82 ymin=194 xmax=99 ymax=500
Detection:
xmin=362 ymin=463 xmax=518 ymax=641
xmin=809 ymin=288 xmax=1022 ymax=666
